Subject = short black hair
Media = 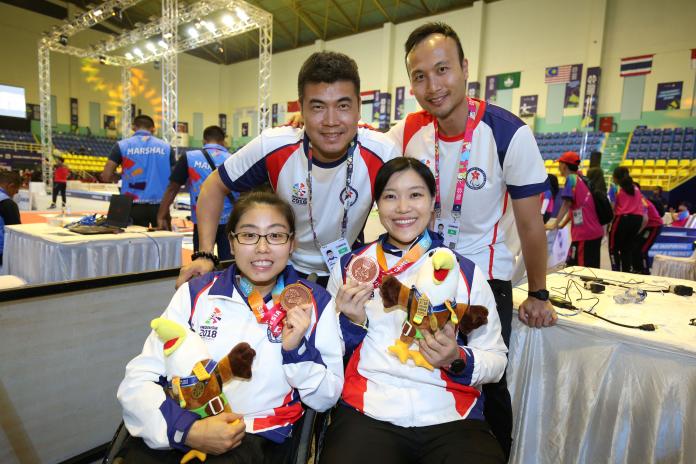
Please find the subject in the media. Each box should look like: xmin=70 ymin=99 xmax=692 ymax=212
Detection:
xmin=0 ymin=170 xmax=21 ymax=186
xmin=374 ymin=157 xmax=436 ymax=201
xmin=225 ymin=189 xmax=295 ymax=238
xmin=561 ymin=161 xmax=579 ymax=172
xmin=404 ymin=22 xmax=465 ymax=66
xmin=133 ymin=115 xmax=155 ymax=130
xmin=203 ymin=125 xmax=226 ymax=143
xmin=297 ymin=51 xmax=360 ymax=103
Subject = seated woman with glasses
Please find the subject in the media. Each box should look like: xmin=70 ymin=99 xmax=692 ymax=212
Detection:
xmin=320 ymin=158 xmax=508 ymax=464
xmin=117 ymin=190 xmax=344 ymax=463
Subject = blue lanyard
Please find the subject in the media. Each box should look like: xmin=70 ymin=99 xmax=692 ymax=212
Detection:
xmin=303 ymin=134 xmax=358 ymax=248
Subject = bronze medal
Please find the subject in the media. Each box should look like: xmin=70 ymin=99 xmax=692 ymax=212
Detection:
xmin=191 ymin=382 xmax=205 ymax=399
xmin=280 ymin=283 xmax=313 ymax=310
xmin=347 ymin=255 xmax=379 ymax=285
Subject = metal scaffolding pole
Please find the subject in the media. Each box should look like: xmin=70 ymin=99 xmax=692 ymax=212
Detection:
xmin=257 ymin=19 xmax=272 ymax=133
xmin=38 ymin=42 xmax=53 ymax=189
xmin=161 ymin=0 xmax=178 ymax=149
xmin=121 ymin=67 xmax=132 ymax=138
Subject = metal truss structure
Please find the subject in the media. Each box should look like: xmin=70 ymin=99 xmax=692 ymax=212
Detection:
xmin=38 ymin=0 xmax=272 ymax=186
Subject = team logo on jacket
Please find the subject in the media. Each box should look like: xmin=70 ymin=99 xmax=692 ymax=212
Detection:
xmin=291 ymin=182 xmax=308 ymax=205
xmin=465 ymin=167 xmax=487 ymax=190
xmin=199 ymin=308 xmax=222 ymax=340
xmin=339 ymin=186 xmax=359 ymax=207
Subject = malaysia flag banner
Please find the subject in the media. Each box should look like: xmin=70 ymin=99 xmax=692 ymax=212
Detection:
xmin=620 ymin=54 xmax=653 ymax=77
xmin=545 ymin=65 xmax=571 ymax=83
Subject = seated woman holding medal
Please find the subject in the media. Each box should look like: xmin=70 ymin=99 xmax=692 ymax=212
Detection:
xmin=117 ymin=190 xmax=344 ymax=463
xmin=321 ymin=158 xmax=507 ymax=464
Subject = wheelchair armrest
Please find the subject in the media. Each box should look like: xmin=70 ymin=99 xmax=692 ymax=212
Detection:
xmin=102 ymin=420 xmax=130 ymax=464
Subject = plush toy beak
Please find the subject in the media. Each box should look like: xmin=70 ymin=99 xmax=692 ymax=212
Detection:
xmin=151 ymin=317 xmax=187 ymax=357
xmin=432 ymin=249 xmax=455 ymax=285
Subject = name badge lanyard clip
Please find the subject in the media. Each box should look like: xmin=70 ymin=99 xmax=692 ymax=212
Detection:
xmin=304 ymin=134 xmax=358 ymax=251
xmin=433 ymin=99 xmax=478 ymax=219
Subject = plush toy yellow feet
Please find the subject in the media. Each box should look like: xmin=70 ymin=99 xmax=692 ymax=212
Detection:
xmin=181 ymin=450 xmax=207 ymax=464
xmin=408 ymin=350 xmax=433 ymax=371
xmin=388 ymin=339 xmax=411 ymax=364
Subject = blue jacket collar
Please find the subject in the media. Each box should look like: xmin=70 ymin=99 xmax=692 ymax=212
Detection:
xmin=202 ymin=143 xmax=228 ymax=152
xmin=377 ymin=229 xmax=442 ymax=257
xmin=207 ymin=264 xmax=301 ymax=301
xmin=133 ymin=130 xmax=152 ymax=136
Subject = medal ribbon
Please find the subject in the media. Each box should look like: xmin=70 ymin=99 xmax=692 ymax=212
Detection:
xmin=304 ymin=133 xmax=358 ymax=251
xmin=238 ymin=274 xmax=287 ymax=337
xmin=374 ymin=233 xmax=432 ymax=285
xmin=433 ymin=98 xmax=479 ymax=218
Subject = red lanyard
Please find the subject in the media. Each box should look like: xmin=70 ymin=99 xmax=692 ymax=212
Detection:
xmin=433 ymin=98 xmax=479 ymax=218
xmin=239 ymin=276 xmax=287 ymax=337
xmin=374 ymin=233 xmax=432 ymax=285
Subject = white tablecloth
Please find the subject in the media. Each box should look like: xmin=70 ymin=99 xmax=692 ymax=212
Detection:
xmin=509 ymin=267 xmax=696 ymax=464
xmin=1 ymin=223 xmax=183 ymax=284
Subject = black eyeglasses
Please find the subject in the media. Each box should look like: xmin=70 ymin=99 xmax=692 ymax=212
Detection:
xmin=230 ymin=232 xmax=293 ymax=245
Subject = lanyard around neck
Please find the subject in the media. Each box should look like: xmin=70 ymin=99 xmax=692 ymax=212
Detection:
xmin=304 ymin=134 xmax=358 ymax=249
xmin=433 ymin=98 xmax=479 ymax=218
xmin=375 ymin=232 xmax=432 ymax=285
xmin=237 ymin=274 xmax=286 ymax=336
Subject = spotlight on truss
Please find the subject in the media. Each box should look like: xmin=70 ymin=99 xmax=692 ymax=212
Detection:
xmin=146 ymin=42 xmax=157 ymax=53
xmin=158 ymin=40 xmax=168 ymax=49
xmin=59 ymin=35 xmax=68 ymax=46
xmin=221 ymin=14 xmax=234 ymax=27
xmin=202 ymin=20 xmax=216 ymax=33
xmin=188 ymin=26 xmax=199 ymax=38
xmin=133 ymin=47 xmax=144 ymax=57
xmin=98 ymin=55 xmax=107 ymax=64
xmin=235 ymin=7 xmax=249 ymax=21
xmin=124 ymin=52 xmax=134 ymax=60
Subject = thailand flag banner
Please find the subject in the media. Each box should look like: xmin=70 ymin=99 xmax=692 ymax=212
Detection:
xmin=620 ymin=55 xmax=653 ymax=77
xmin=545 ymin=65 xmax=572 ymax=83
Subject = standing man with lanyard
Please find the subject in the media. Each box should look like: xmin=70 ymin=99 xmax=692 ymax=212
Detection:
xmin=388 ymin=22 xmax=557 ymax=458
xmin=156 ymin=125 xmax=237 ymax=260
xmin=176 ymin=51 xmax=397 ymax=288
xmin=101 ymin=115 xmax=174 ymax=227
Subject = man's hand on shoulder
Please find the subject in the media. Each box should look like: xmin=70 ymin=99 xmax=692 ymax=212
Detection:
xmin=176 ymin=258 xmax=215 ymax=289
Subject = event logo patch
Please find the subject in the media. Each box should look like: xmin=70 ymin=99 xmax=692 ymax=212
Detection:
xmin=339 ymin=186 xmax=359 ymax=207
xmin=465 ymin=167 xmax=487 ymax=190
xmin=199 ymin=308 xmax=222 ymax=340
xmin=291 ymin=182 xmax=308 ymax=205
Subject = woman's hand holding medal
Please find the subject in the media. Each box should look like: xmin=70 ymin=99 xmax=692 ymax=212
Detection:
xmin=280 ymin=283 xmax=314 ymax=351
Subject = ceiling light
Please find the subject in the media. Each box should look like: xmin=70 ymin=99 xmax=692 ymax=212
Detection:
xmin=93 ymin=9 xmax=103 ymax=16
xmin=221 ymin=15 xmax=234 ymax=27
xmin=158 ymin=40 xmax=168 ymax=49
xmin=188 ymin=26 xmax=199 ymax=38
xmin=133 ymin=47 xmax=144 ymax=57
xmin=146 ymin=42 xmax=157 ymax=52
xmin=202 ymin=20 xmax=216 ymax=33
xmin=235 ymin=7 xmax=249 ymax=21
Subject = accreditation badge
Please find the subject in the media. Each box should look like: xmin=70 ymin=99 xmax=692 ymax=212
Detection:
xmin=320 ymin=238 xmax=351 ymax=271
xmin=434 ymin=218 xmax=460 ymax=250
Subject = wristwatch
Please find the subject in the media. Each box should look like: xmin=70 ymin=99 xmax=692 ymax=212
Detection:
xmin=528 ymin=289 xmax=550 ymax=301
xmin=446 ymin=350 xmax=467 ymax=375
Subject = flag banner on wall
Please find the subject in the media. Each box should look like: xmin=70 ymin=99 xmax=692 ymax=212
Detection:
xmin=219 ymin=113 xmax=227 ymax=132
xmin=655 ymin=82 xmax=683 ymax=110
xmin=564 ymin=64 xmax=584 ymax=107
xmin=103 ymin=115 xmax=116 ymax=130
xmin=691 ymin=49 xmax=696 ymax=69
xmin=395 ymin=87 xmax=405 ymax=121
xmin=271 ymin=104 xmax=278 ymax=126
xmin=70 ymin=98 xmax=78 ymax=129
xmin=496 ymin=72 xmax=521 ymax=90
xmin=241 ymin=122 xmax=249 ymax=137
xmin=485 ymin=76 xmax=497 ymax=102
xmin=467 ymin=82 xmax=480 ymax=98
xmin=287 ymin=101 xmax=300 ymax=112
xmin=379 ymin=92 xmax=392 ymax=130
xmin=519 ymin=95 xmax=538 ymax=117
xmin=371 ymin=91 xmax=381 ymax=123
xmin=26 ymin=103 xmax=41 ymax=121
xmin=545 ymin=65 xmax=572 ymax=83
xmin=581 ymin=67 xmax=601 ymax=129
xmin=620 ymin=54 xmax=653 ymax=77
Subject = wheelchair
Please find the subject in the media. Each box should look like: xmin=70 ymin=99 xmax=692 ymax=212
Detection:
xmin=102 ymin=406 xmax=327 ymax=464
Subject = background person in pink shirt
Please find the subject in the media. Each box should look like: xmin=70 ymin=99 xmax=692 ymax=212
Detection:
xmin=608 ymin=167 xmax=645 ymax=273
xmin=635 ymin=191 xmax=664 ymax=274
xmin=548 ymin=151 xmax=603 ymax=268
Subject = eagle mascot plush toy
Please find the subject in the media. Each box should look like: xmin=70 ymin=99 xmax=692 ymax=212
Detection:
xmin=150 ymin=317 xmax=256 ymax=464
xmin=380 ymin=248 xmax=489 ymax=370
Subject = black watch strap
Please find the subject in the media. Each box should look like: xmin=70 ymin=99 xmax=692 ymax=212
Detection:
xmin=528 ymin=289 xmax=550 ymax=301
xmin=191 ymin=251 xmax=220 ymax=267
